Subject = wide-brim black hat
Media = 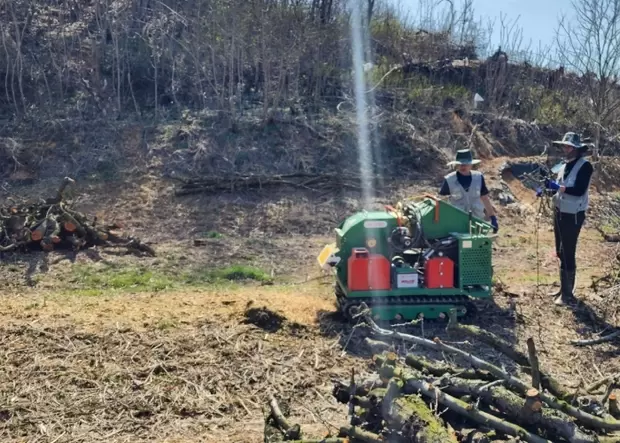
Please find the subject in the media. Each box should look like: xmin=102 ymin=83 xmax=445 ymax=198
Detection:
xmin=447 ymin=149 xmax=481 ymax=166
xmin=552 ymin=132 xmax=588 ymax=150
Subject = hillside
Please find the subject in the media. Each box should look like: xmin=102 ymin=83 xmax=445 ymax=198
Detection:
xmin=1 ymin=0 xmax=620 ymax=184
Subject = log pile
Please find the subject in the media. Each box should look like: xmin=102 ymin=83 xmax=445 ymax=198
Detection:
xmin=265 ymin=305 xmax=620 ymax=443
xmin=0 ymin=177 xmax=155 ymax=256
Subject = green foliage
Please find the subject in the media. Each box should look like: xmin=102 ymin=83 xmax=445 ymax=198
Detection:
xmin=536 ymin=93 xmax=571 ymax=125
xmin=408 ymin=82 xmax=469 ymax=105
xmin=369 ymin=68 xmax=469 ymax=107
xmin=66 ymin=262 xmax=272 ymax=295
xmin=203 ymin=231 xmax=223 ymax=238
xmin=370 ymin=15 xmax=410 ymax=41
xmin=71 ymin=264 xmax=174 ymax=292
xmin=209 ymin=265 xmax=271 ymax=282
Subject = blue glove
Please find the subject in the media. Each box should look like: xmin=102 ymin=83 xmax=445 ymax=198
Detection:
xmin=545 ymin=179 xmax=560 ymax=190
xmin=490 ymin=215 xmax=498 ymax=233
xmin=536 ymin=187 xmax=543 ymax=197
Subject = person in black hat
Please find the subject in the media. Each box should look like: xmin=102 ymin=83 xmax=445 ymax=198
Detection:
xmin=537 ymin=132 xmax=594 ymax=306
xmin=439 ymin=149 xmax=498 ymax=232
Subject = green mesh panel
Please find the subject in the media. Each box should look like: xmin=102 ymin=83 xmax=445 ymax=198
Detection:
xmin=456 ymin=235 xmax=493 ymax=286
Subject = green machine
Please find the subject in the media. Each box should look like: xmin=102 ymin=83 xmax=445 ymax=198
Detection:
xmin=317 ymin=197 xmax=495 ymax=321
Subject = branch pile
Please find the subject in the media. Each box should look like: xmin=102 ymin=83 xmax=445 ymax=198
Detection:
xmin=265 ymin=305 xmax=620 ymax=443
xmin=175 ymin=173 xmax=380 ymax=196
xmin=0 ymin=177 xmax=154 ymax=256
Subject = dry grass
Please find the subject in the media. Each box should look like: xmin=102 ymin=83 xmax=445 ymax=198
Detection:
xmin=0 ymin=283 xmax=338 ymax=331
xmin=0 ymin=283 xmax=363 ymax=443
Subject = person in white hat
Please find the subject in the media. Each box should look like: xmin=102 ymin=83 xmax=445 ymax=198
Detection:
xmin=537 ymin=132 xmax=593 ymax=306
xmin=439 ymin=149 xmax=498 ymax=232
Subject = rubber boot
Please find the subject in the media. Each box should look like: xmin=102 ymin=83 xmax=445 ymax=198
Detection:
xmin=554 ymin=270 xmax=576 ymax=306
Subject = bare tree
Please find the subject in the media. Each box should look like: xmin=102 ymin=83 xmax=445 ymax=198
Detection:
xmin=556 ymin=0 xmax=620 ymax=160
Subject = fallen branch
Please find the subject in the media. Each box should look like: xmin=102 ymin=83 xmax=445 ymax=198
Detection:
xmin=404 ymin=353 xmax=496 ymax=381
xmin=267 ymin=394 xmax=302 ymax=441
xmin=338 ymin=426 xmax=384 ymax=443
xmin=588 ymin=374 xmax=620 ymax=394
xmin=429 ymin=374 xmax=598 ymax=443
xmin=571 ymin=330 xmax=620 ymax=346
xmin=447 ymin=311 xmax=572 ymax=401
xmin=379 ymin=365 xmax=553 ymax=443
xmin=527 ymin=338 xmax=541 ymax=390
xmin=594 ymin=226 xmax=620 ymax=243
xmin=175 ymin=173 xmax=387 ymax=196
xmin=358 ymin=303 xmax=620 ymax=431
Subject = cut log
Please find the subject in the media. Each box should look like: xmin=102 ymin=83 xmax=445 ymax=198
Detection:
xmin=391 ymin=363 xmax=597 ymax=442
xmin=63 ymin=221 xmax=77 ymax=233
xmin=59 ymin=212 xmax=86 ymax=236
xmin=429 ymin=374 xmax=599 ymax=443
xmin=0 ymin=177 xmax=152 ymax=256
xmin=387 ymin=394 xmax=459 ymax=442
xmin=378 ymin=365 xmax=553 ymax=443
xmin=338 ymin=426 xmax=384 ymax=443
xmin=358 ymin=304 xmax=620 ymax=431
xmin=43 ymin=218 xmax=61 ymax=249
xmin=30 ymin=219 xmax=47 ymax=242
xmin=527 ymin=338 xmax=541 ymax=391
xmin=523 ymin=388 xmax=543 ymax=415
xmin=609 ymin=394 xmax=620 ymax=419
xmin=405 ymin=353 xmax=495 ymax=381
xmin=602 ymin=382 xmax=617 ymax=406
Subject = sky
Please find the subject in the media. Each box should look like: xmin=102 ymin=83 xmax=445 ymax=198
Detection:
xmin=387 ymin=0 xmax=576 ymax=62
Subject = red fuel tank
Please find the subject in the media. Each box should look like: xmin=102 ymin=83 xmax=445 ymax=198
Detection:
xmin=367 ymin=255 xmax=391 ymax=290
xmin=348 ymin=248 xmax=391 ymax=291
xmin=425 ymin=257 xmax=454 ymax=289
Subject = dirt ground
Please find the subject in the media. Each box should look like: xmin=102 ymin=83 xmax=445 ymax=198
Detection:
xmin=2 ymin=157 xmax=620 ymax=442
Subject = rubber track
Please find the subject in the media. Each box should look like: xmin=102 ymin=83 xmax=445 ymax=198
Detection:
xmin=336 ymin=295 xmax=479 ymax=324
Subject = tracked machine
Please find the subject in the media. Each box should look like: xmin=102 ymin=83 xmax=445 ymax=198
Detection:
xmin=317 ymin=196 xmax=495 ymax=322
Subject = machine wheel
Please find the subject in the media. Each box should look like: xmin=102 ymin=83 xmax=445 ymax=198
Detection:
xmin=341 ymin=300 xmax=363 ymax=321
xmin=459 ymin=300 xmax=479 ymax=323
xmin=334 ymin=283 xmax=362 ymax=321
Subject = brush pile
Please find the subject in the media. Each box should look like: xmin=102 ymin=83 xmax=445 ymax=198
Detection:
xmin=175 ymin=173 xmax=374 ymax=196
xmin=265 ymin=304 xmax=620 ymax=443
xmin=0 ymin=177 xmax=154 ymax=256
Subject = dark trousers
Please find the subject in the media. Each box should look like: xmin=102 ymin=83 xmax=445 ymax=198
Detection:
xmin=553 ymin=209 xmax=586 ymax=272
